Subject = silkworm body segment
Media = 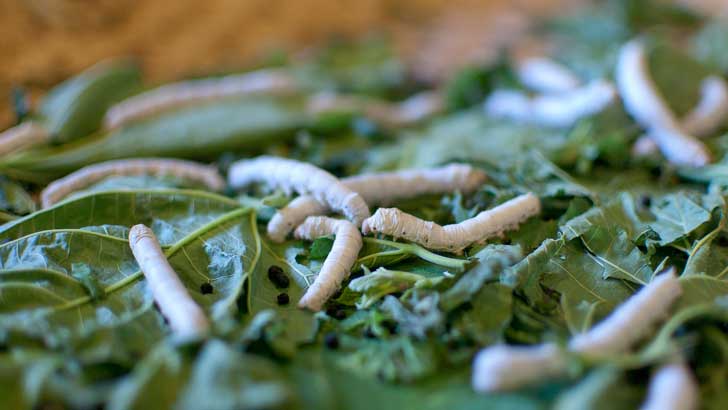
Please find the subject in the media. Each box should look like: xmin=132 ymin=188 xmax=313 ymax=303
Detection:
xmin=228 ymin=156 xmax=371 ymax=226
xmin=472 ymin=270 xmax=682 ymax=392
xmin=293 ymin=216 xmax=363 ymax=311
xmin=640 ymin=362 xmax=698 ymax=410
xmin=104 ymin=69 xmax=297 ymax=129
xmin=129 ymin=224 xmax=210 ymax=340
xmin=266 ymin=163 xmax=487 ymax=242
xmin=472 ymin=344 xmax=567 ymax=392
xmin=362 ymin=192 xmax=540 ymax=252
xmin=0 ymin=122 xmax=51 ymax=157
xmin=484 ymin=80 xmax=615 ymax=127
xmin=516 ymin=57 xmax=581 ymax=94
xmin=569 ymin=269 xmax=682 ymax=357
xmin=616 ymin=39 xmax=711 ymax=166
xmin=41 ymin=158 xmax=225 ymax=207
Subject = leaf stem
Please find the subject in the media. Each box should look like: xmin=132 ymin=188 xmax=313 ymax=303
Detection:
xmin=361 ymin=237 xmax=469 ymax=272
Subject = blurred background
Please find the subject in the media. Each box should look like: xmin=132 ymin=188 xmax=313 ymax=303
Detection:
xmin=0 ymin=0 xmax=724 ymax=127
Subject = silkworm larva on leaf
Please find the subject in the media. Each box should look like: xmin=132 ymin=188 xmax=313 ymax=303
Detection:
xmin=228 ymin=156 xmax=370 ymax=226
xmin=640 ymin=361 xmax=698 ymax=410
xmin=41 ymin=158 xmax=225 ymax=207
xmin=471 ymin=269 xmax=682 ymax=392
xmin=361 ymin=192 xmax=540 ymax=252
xmin=104 ymin=69 xmax=297 ymax=130
xmin=633 ymin=76 xmax=728 ymax=157
xmin=472 ymin=344 xmax=567 ymax=392
xmin=0 ymin=122 xmax=51 ymax=157
xmin=616 ymin=39 xmax=711 ymax=166
xmin=681 ymin=76 xmax=728 ymax=138
xmin=569 ymin=269 xmax=681 ymax=357
xmin=129 ymin=224 xmax=210 ymax=340
xmin=516 ymin=57 xmax=581 ymax=94
xmin=392 ymin=91 xmax=445 ymax=124
xmin=293 ymin=216 xmax=363 ymax=311
xmin=484 ymin=80 xmax=615 ymax=128
xmin=267 ymin=163 xmax=487 ymax=242
xmin=307 ymin=91 xmax=443 ymax=127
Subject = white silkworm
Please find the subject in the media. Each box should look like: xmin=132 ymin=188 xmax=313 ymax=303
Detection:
xmin=640 ymin=362 xmax=698 ymax=410
xmin=392 ymin=91 xmax=445 ymax=124
xmin=103 ymin=69 xmax=297 ymax=129
xmin=616 ymin=39 xmax=711 ymax=166
xmin=41 ymin=158 xmax=225 ymax=207
xmin=267 ymin=163 xmax=487 ymax=242
xmin=472 ymin=270 xmax=682 ymax=392
xmin=228 ymin=156 xmax=370 ymax=226
xmin=129 ymin=224 xmax=210 ymax=340
xmin=568 ymin=269 xmax=682 ymax=357
xmin=0 ymin=122 xmax=51 ymax=157
xmin=516 ymin=57 xmax=581 ymax=94
xmin=633 ymin=76 xmax=728 ymax=157
xmin=306 ymin=91 xmax=444 ymax=127
xmin=293 ymin=216 xmax=363 ymax=311
xmin=472 ymin=344 xmax=567 ymax=392
xmin=484 ymin=80 xmax=616 ymax=128
xmin=681 ymin=76 xmax=728 ymax=138
xmin=361 ymin=192 xmax=540 ymax=252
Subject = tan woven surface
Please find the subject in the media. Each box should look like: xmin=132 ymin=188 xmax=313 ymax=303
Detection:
xmin=0 ymin=0 xmax=722 ymax=127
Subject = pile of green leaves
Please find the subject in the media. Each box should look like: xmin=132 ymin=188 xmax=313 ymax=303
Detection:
xmin=2 ymin=1 xmax=728 ymax=409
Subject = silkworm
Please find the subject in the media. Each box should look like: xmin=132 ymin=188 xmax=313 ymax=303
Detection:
xmin=681 ymin=76 xmax=728 ymax=137
xmin=568 ymin=269 xmax=682 ymax=357
xmin=129 ymin=224 xmax=210 ymax=340
xmin=516 ymin=57 xmax=581 ymax=94
xmin=267 ymin=163 xmax=487 ymax=242
xmin=228 ymin=156 xmax=370 ymax=226
xmin=634 ymin=76 xmax=728 ymax=157
xmin=361 ymin=192 xmax=540 ymax=252
xmin=640 ymin=361 xmax=698 ymax=410
xmin=307 ymin=91 xmax=444 ymax=127
xmin=41 ymin=158 xmax=225 ymax=207
xmin=472 ymin=343 xmax=567 ymax=392
xmin=616 ymin=39 xmax=711 ymax=166
xmin=293 ymin=216 xmax=363 ymax=311
xmin=0 ymin=122 xmax=51 ymax=157
xmin=484 ymin=80 xmax=616 ymax=127
xmin=103 ymin=69 xmax=297 ymax=129
xmin=472 ymin=270 xmax=682 ymax=392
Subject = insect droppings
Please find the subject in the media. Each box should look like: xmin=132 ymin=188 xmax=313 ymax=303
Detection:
xmin=267 ymin=265 xmax=290 ymax=288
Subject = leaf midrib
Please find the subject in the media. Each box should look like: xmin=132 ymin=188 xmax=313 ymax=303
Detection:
xmin=53 ymin=206 xmax=252 ymax=312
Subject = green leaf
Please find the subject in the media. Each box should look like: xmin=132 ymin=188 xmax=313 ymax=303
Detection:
xmin=348 ymin=268 xmax=429 ymax=309
xmin=246 ymin=240 xmax=316 ymax=344
xmin=553 ymin=368 xmax=643 ymax=410
xmin=0 ymin=189 xmax=240 ymax=244
xmin=0 ymin=193 xmax=259 ymax=347
xmin=336 ymin=336 xmax=438 ymax=383
xmin=440 ymin=244 xmax=522 ymax=311
xmin=562 ymin=296 xmax=600 ymax=335
xmin=579 ymin=226 xmax=653 ymax=285
xmin=40 ymin=60 xmax=142 ymax=143
xmin=650 ymin=193 xmax=712 ymax=245
xmin=675 ymin=276 xmax=728 ymax=311
xmin=70 ymin=263 xmax=107 ymax=301
xmin=178 ymin=340 xmax=293 ymax=410
xmin=0 ymin=178 xmax=35 ymax=217
xmin=507 ymin=238 xmax=634 ymax=314
xmin=3 ymin=97 xmax=306 ymax=182
xmin=309 ymin=237 xmax=334 ymax=260
xmin=692 ymin=19 xmax=728 ymax=73
xmin=108 ymin=343 xmax=189 ymax=410
xmin=357 ymin=238 xmax=469 ymax=273
xmin=450 ymin=282 xmax=513 ymax=345
xmin=561 ymin=193 xmax=646 ymax=241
